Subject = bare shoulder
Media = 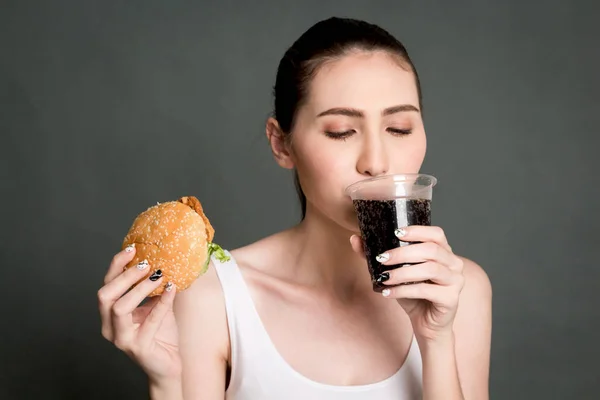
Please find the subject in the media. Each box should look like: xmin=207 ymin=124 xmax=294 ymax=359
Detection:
xmin=454 ymin=255 xmax=493 ymax=327
xmin=174 ymin=260 xmax=230 ymax=354
xmin=459 ymin=256 xmax=492 ymax=299
xmin=173 ymin=260 xmax=230 ymax=398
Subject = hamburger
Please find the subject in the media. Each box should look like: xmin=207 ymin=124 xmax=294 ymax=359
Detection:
xmin=121 ymin=195 xmax=229 ymax=296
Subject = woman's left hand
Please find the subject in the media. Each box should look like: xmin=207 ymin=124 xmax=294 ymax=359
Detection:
xmin=352 ymin=225 xmax=465 ymax=342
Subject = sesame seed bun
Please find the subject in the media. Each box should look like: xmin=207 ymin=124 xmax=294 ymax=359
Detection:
xmin=121 ymin=196 xmax=225 ymax=296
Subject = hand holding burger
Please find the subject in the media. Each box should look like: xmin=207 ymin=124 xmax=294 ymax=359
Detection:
xmin=121 ymin=195 xmax=229 ymax=296
xmin=98 ymin=195 xmax=227 ymax=397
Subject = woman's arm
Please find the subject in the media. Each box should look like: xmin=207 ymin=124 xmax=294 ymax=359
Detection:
xmin=453 ymin=258 xmax=492 ymax=399
xmin=149 ymin=377 xmax=183 ymax=400
xmin=419 ymin=331 xmax=464 ymax=400
xmin=419 ymin=257 xmax=491 ymax=400
xmin=173 ymin=264 xmax=230 ymax=400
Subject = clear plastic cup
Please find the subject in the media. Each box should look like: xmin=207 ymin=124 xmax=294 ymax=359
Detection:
xmin=345 ymin=174 xmax=438 ymax=292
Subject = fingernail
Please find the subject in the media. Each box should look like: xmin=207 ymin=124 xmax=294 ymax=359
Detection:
xmin=165 ymin=281 xmax=173 ymax=292
xmin=125 ymin=244 xmax=135 ymax=253
xmin=395 ymin=228 xmax=407 ymax=238
xmin=149 ymin=270 xmax=162 ymax=281
xmin=136 ymin=260 xmax=149 ymax=270
xmin=382 ymin=289 xmax=391 ymax=297
xmin=376 ymin=272 xmax=390 ymax=284
xmin=376 ymin=253 xmax=390 ymax=263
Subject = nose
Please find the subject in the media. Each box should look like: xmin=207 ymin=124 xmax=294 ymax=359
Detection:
xmin=356 ymin=135 xmax=389 ymax=177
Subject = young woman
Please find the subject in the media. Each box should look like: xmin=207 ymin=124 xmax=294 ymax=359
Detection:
xmin=98 ymin=17 xmax=492 ymax=400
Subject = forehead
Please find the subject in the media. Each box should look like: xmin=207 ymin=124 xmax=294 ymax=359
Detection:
xmin=305 ymin=51 xmax=419 ymax=113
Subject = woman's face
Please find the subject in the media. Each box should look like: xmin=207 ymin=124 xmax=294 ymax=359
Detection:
xmin=288 ymin=50 xmax=426 ymax=231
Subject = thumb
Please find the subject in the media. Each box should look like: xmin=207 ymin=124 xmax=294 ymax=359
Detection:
xmin=349 ymin=234 xmax=366 ymax=259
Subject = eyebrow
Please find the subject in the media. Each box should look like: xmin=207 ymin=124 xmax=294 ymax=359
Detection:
xmin=317 ymin=104 xmax=420 ymax=118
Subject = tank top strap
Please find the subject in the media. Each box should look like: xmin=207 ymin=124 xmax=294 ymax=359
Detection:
xmin=210 ymin=250 xmax=273 ymax=361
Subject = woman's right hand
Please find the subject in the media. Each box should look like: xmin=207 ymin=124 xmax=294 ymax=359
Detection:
xmin=98 ymin=244 xmax=182 ymax=385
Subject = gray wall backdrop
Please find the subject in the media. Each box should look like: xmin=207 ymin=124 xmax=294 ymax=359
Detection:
xmin=1 ymin=0 xmax=598 ymax=399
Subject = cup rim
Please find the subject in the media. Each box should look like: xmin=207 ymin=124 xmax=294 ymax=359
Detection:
xmin=344 ymin=173 xmax=438 ymax=197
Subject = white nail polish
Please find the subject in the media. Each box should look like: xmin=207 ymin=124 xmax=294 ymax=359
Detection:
xmin=376 ymin=253 xmax=390 ymax=263
xmin=125 ymin=244 xmax=135 ymax=252
xmin=165 ymin=281 xmax=173 ymax=292
xmin=136 ymin=260 xmax=149 ymax=270
xmin=395 ymin=228 xmax=407 ymax=238
xmin=382 ymin=289 xmax=391 ymax=297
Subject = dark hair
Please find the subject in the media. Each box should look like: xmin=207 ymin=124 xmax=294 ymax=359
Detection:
xmin=272 ymin=17 xmax=423 ymax=219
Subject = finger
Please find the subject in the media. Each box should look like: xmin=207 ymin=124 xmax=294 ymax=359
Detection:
xmin=349 ymin=234 xmax=366 ymax=259
xmin=112 ymin=273 xmax=165 ymax=332
xmin=137 ymin=282 xmax=176 ymax=349
xmin=380 ymin=262 xmax=457 ymax=286
xmin=98 ymin=259 xmax=151 ymax=341
xmin=395 ymin=226 xmax=452 ymax=252
xmin=104 ymin=244 xmax=137 ymax=284
xmin=376 ymin=242 xmax=455 ymax=269
xmin=132 ymin=297 xmax=160 ymax=325
xmin=112 ymin=273 xmax=165 ymax=348
xmin=381 ymin=281 xmax=453 ymax=305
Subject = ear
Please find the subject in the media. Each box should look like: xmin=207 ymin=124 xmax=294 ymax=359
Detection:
xmin=266 ymin=117 xmax=294 ymax=169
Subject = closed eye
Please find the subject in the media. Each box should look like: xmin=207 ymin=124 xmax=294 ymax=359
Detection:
xmin=324 ymin=130 xmax=355 ymax=140
xmin=388 ymin=128 xmax=412 ymax=136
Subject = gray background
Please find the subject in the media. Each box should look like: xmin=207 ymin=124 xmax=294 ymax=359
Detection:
xmin=1 ymin=0 xmax=598 ymax=399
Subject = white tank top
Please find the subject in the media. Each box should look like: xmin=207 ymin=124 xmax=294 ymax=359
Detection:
xmin=211 ymin=250 xmax=423 ymax=400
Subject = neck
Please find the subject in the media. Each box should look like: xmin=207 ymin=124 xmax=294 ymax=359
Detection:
xmin=283 ymin=204 xmax=373 ymax=298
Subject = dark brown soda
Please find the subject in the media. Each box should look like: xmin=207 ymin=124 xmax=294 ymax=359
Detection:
xmin=353 ymin=198 xmax=431 ymax=292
